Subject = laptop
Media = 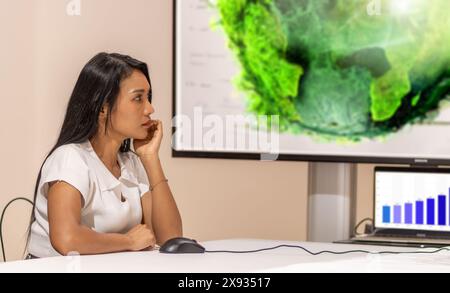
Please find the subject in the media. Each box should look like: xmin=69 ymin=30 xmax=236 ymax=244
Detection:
xmin=338 ymin=166 xmax=450 ymax=248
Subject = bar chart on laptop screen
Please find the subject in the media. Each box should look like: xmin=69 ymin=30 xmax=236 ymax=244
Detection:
xmin=375 ymin=172 xmax=450 ymax=232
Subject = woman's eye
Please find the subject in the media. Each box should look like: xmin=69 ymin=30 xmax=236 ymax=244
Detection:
xmin=134 ymin=95 xmax=142 ymax=101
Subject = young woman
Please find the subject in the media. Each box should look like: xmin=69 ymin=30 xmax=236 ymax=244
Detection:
xmin=27 ymin=52 xmax=182 ymax=258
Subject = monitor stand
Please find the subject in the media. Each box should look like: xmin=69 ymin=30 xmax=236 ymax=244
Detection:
xmin=307 ymin=162 xmax=357 ymax=242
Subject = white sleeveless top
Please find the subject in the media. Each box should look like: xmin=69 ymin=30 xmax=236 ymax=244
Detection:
xmin=28 ymin=140 xmax=150 ymax=258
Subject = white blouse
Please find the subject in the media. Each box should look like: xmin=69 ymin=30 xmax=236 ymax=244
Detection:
xmin=28 ymin=140 xmax=150 ymax=258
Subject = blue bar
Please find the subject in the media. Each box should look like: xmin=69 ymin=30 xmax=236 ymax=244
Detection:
xmin=438 ymin=195 xmax=446 ymax=226
xmin=382 ymin=206 xmax=391 ymax=223
xmin=405 ymin=203 xmax=413 ymax=224
xmin=427 ymin=198 xmax=435 ymax=225
xmin=394 ymin=205 xmax=402 ymax=224
xmin=416 ymin=201 xmax=424 ymax=225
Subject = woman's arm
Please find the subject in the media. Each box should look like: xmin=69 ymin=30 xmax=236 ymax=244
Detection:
xmin=140 ymin=156 xmax=183 ymax=246
xmin=48 ymin=181 xmax=155 ymax=255
xmin=134 ymin=119 xmax=183 ymax=246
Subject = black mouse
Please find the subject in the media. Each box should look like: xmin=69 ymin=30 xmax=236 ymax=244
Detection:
xmin=159 ymin=237 xmax=205 ymax=254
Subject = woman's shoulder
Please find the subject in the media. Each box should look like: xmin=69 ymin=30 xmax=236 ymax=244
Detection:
xmin=39 ymin=142 xmax=91 ymax=199
xmin=52 ymin=142 xmax=84 ymax=153
xmin=44 ymin=142 xmax=90 ymax=169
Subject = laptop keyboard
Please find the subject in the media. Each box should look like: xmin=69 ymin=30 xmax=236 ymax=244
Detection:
xmin=375 ymin=233 xmax=450 ymax=240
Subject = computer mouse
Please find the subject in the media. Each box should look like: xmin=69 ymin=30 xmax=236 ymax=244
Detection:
xmin=159 ymin=237 xmax=205 ymax=254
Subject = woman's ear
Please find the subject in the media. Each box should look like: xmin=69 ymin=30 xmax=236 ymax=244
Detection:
xmin=99 ymin=103 xmax=109 ymax=117
xmin=99 ymin=107 xmax=106 ymax=121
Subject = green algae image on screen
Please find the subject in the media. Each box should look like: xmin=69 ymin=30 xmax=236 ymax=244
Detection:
xmin=212 ymin=0 xmax=450 ymax=142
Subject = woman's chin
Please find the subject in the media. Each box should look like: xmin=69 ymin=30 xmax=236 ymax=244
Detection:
xmin=136 ymin=130 xmax=149 ymax=140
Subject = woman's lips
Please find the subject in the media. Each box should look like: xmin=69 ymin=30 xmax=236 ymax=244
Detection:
xmin=142 ymin=120 xmax=152 ymax=128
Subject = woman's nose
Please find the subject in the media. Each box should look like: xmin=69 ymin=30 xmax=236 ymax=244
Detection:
xmin=144 ymin=100 xmax=154 ymax=116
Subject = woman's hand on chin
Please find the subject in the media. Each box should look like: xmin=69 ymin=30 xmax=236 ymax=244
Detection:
xmin=134 ymin=119 xmax=163 ymax=159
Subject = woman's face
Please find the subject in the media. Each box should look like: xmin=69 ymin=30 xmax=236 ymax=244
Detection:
xmin=107 ymin=70 xmax=154 ymax=140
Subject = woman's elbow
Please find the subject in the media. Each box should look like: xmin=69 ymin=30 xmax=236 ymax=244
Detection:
xmin=50 ymin=231 xmax=78 ymax=256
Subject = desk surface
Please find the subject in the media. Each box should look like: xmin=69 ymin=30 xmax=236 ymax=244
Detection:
xmin=1 ymin=239 xmax=450 ymax=273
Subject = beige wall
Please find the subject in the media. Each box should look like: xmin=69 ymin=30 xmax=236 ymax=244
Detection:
xmin=0 ymin=0 xmax=309 ymax=262
xmin=0 ymin=0 xmax=37 ymax=262
xmin=355 ymin=164 xmax=376 ymax=228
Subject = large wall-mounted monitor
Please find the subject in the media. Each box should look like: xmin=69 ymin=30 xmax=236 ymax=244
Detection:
xmin=173 ymin=0 xmax=450 ymax=165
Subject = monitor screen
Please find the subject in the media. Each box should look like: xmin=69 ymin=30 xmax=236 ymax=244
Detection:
xmin=173 ymin=0 xmax=450 ymax=164
xmin=375 ymin=167 xmax=450 ymax=232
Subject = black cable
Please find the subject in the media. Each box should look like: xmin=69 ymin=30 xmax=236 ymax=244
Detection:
xmin=205 ymin=244 xmax=450 ymax=255
xmin=353 ymin=217 xmax=374 ymax=236
xmin=0 ymin=197 xmax=34 ymax=262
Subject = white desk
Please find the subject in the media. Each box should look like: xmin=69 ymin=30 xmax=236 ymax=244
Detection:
xmin=1 ymin=239 xmax=450 ymax=273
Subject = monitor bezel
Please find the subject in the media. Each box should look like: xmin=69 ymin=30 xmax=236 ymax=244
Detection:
xmin=171 ymin=0 xmax=450 ymax=166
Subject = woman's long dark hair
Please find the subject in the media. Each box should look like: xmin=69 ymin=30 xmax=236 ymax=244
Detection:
xmin=26 ymin=52 xmax=152 ymax=250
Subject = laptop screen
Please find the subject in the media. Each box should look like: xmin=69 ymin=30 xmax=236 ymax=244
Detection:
xmin=374 ymin=167 xmax=450 ymax=233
